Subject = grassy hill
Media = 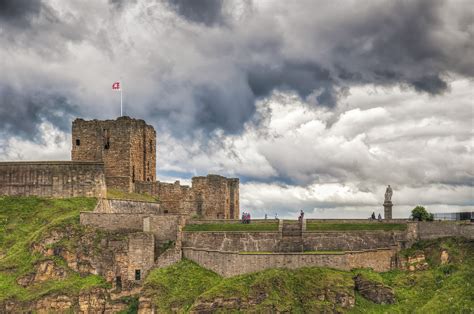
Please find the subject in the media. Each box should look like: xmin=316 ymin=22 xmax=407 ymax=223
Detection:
xmin=0 ymin=196 xmax=106 ymax=303
xmin=144 ymin=237 xmax=474 ymax=313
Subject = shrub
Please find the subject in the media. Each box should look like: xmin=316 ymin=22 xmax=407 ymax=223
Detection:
xmin=411 ymin=206 xmax=434 ymax=221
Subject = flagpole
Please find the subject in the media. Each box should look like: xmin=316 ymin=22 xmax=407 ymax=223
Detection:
xmin=120 ymin=87 xmax=123 ymax=117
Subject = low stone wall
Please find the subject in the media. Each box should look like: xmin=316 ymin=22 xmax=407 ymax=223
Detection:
xmin=417 ymin=221 xmax=474 ymax=240
xmin=183 ymin=247 xmax=395 ymax=277
xmin=182 ymin=231 xmax=402 ymax=252
xmin=80 ymin=212 xmax=147 ymax=231
xmin=143 ymin=215 xmax=180 ymax=242
xmin=187 ymin=219 xmax=277 ymax=225
xmin=95 ymin=199 xmax=160 ymax=214
xmin=155 ymin=248 xmax=182 ymax=268
xmin=183 ymin=232 xmax=279 ymax=252
xmin=305 ymin=219 xmax=408 ymax=223
xmin=0 ymin=161 xmax=106 ymax=198
xmin=303 ymin=231 xmax=403 ymax=251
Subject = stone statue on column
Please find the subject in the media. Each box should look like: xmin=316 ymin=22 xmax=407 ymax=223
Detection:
xmin=383 ymin=185 xmax=393 ymax=219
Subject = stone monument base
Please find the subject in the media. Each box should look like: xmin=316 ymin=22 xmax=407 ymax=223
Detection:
xmin=383 ymin=201 xmax=393 ymax=220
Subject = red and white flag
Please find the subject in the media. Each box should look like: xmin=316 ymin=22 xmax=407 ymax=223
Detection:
xmin=112 ymin=81 xmax=121 ymax=91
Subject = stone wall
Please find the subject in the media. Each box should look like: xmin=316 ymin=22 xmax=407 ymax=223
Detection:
xmin=183 ymin=248 xmax=395 ymax=277
xmin=192 ymin=175 xmax=239 ymax=219
xmin=135 ymin=181 xmax=193 ymax=214
xmin=94 ymin=199 xmax=161 ymax=214
xmin=183 ymin=232 xmax=279 ymax=252
xmin=80 ymin=213 xmax=147 ymax=231
xmin=182 ymin=230 xmax=402 ymax=252
xmin=143 ymin=215 xmax=180 ymax=242
xmin=0 ymin=161 xmax=106 ymax=198
xmin=71 ymin=116 xmax=156 ymax=192
xmin=128 ymin=233 xmax=155 ymax=282
xmin=417 ymin=221 xmax=474 ymax=240
xmin=135 ymin=175 xmax=240 ymax=219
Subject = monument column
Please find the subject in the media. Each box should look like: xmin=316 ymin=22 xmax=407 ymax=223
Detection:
xmin=383 ymin=185 xmax=393 ymax=220
xmin=384 ymin=201 xmax=393 ymax=220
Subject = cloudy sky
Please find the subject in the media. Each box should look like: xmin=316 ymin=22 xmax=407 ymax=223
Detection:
xmin=1 ymin=0 xmax=473 ymax=218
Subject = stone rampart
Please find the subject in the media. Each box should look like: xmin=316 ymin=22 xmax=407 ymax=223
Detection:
xmin=417 ymin=221 xmax=474 ymax=240
xmin=0 ymin=161 xmax=106 ymax=198
xmin=183 ymin=247 xmax=395 ymax=277
xmin=94 ymin=199 xmax=160 ymax=214
xmin=143 ymin=215 xmax=181 ymax=242
xmin=80 ymin=212 xmax=147 ymax=231
xmin=182 ymin=230 xmax=402 ymax=252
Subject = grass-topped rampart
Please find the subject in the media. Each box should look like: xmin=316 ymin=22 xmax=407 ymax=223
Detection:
xmin=306 ymin=222 xmax=407 ymax=232
xmin=184 ymin=222 xmax=279 ymax=232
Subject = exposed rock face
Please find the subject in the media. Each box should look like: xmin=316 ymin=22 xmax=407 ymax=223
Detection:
xmin=440 ymin=250 xmax=449 ymax=265
xmin=17 ymin=260 xmax=67 ymax=287
xmin=353 ymin=274 xmax=395 ymax=304
xmin=189 ymin=289 xmax=355 ymax=312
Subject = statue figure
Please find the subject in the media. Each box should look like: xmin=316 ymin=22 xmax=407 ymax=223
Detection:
xmin=384 ymin=185 xmax=393 ymax=203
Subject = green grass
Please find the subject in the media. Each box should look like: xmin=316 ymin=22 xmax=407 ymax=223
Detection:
xmin=183 ymin=222 xmax=279 ymax=232
xmin=0 ymin=196 xmax=107 ymax=302
xmin=107 ymin=188 xmax=158 ymax=202
xmin=306 ymin=223 xmax=407 ymax=231
xmin=143 ymin=238 xmax=473 ymax=313
xmin=144 ymin=259 xmax=222 ymax=312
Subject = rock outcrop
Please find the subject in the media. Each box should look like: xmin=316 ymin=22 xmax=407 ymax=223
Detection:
xmin=353 ymin=274 xmax=395 ymax=304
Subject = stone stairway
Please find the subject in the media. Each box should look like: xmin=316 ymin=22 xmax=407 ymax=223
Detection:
xmin=278 ymin=221 xmax=304 ymax=252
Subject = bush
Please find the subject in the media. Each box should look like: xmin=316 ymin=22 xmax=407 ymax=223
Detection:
xmin=411 ymin=206 xmax=434 ymax=221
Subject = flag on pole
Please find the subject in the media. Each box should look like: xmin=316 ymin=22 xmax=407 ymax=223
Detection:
xmin=112 ymin=81 xmax=123 ymax=116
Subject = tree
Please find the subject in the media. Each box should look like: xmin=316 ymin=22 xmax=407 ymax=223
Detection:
xmin=411 ymin=205 xmax=434 ymax=221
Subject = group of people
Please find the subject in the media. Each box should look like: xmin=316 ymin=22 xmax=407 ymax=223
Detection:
xmin=370 ymin=212 xmax=382 ymax=221
xmin=241 ymin=212 xmax=251 ymax=224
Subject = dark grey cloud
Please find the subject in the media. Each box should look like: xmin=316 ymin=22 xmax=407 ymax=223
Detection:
xmin=0 ymin=0 xmax=42 ymax=27
xmin=165 ymin=0 xmax=224 ymax=26
xmin=0 ymin=85 xmax=77 ymax=140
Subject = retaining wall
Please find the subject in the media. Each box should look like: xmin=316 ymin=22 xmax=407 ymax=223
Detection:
xmin=95 ymin=199 xmax=160 ymax=214
xmin=143 ymin=215 xmax=181 ymax=242
xmin=0 ymin=161 xmax=106 ymax=198
xmin=182 ymin=231 xmax=403 ymax=252
xmin=183 ymin=247 xmax=395 ymax=277
xmin=80 ymin=212 xmax=147 ymax=231
xmin=417 ymin=221 xmax=474 ymax=240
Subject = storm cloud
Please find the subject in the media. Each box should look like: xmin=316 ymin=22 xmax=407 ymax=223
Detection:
xmin=0 ymin=0 xmax=473 ymax=217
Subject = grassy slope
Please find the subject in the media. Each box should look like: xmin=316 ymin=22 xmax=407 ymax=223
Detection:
xmin=0 ymin=196 xmax=107 ymax=302
xmin=145 ymin=238 xmax=474 ymax=313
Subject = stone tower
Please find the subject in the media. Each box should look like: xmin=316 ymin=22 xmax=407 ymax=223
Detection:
xmin=71 ymin=116 xmax=156 ymax=192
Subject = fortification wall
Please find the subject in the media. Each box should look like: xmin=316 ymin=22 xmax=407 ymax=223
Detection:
xmin=95 ymin=199 xmax=161 ymax=214
xmin=182 ymin=230 xmax=402 ymax=252
xmin=417 ymin=222 xmax=474 ymax=240
xmin=127 ymin=232 xmax=155 ymax=281
xmin=0 ymin=161 xmax=106 ymax=198
xmin=183 ymin=232 xmax=279 ymax=252
xmin=143 ymin=215 xmax=180 ymax=242
xmin=135 ymin=181 xmax=193 ymax=214
xmin=303 ymin=231 xmax=403 ymax=251
xmin=80 ymin=212 xmax=147 ymax=231
xmin=71 ymin=117 xmax=156 ymax=192
xmin=183 ymin=248 xmax=395 ymax=277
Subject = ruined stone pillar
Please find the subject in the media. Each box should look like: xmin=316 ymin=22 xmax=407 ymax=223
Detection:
xmin=384 ymin=201 xmax=393 ymax=220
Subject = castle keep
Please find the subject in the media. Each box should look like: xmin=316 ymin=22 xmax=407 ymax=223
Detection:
xmin=71 ymin=117 xmax=156 ymax=192
xmin=0 ymin=116 xmax=240 ymax=219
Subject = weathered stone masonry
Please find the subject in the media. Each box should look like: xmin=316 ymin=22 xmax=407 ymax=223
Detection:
xmin=0 ymin=161 xmax=106 ymax=198
xmin=71 ymin=116 xmax=156 ymax=192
